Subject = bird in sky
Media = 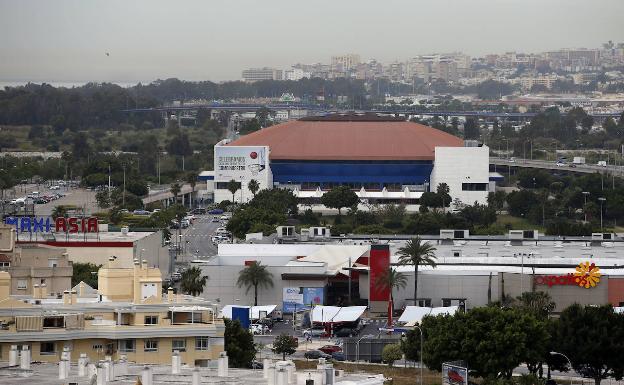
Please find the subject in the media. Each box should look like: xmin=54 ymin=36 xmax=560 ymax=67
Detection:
xmin=105 ymin=52 xmax=110 ymax=57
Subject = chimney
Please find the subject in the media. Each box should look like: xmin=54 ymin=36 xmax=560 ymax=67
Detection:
xmin=141 ymin=366 xmax=153 ymax=385
xmin=108 ymin=256 xmax=115 ymax=268
xmin=33 ymin=284 xmax=41 ymax=299
xmin=71 ymin=290 xmax=77 ymax=305
xmin=171 ymin=350 xmax=181 ymax=374
xmin=133 ymin=259 xmax=141 ymax=303
xmin=96 ymin=364 xmax=106 ymax=385
xmin=63 ymin=290 xmax=70 ymax=305
xmin=167 ymin=287 xmax=174 ymax=303
xmin=192 ymin=367 xmax=201 ymax=385
xmin=217 ymin=352 xmax=229 ymax=377
xmin=19 ymin=345 xmax=30 ymax=370
xmin=8 ymin=345 xmax=18 ymax=367
xmin=40 ymin=283 xmax=47 ymax=298
xmin=78 ymin=353 xmax=89 ymax=377
xmin=267 ymin=363 xmax=276 ymax=385
xmin=142 ymin=259 xmax=148 ymax=270
xmin=59 ymin=358 xmax=68 ymax=380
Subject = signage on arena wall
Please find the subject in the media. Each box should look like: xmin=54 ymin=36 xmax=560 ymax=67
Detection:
xmin=534 ymin=261 xmax=601 ymax=289
xmin=5 ymin=216 xmax=99 ymax=234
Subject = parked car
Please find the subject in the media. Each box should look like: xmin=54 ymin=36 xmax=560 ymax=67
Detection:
xmin=250 ymin=324 xmax=269 ymax=335
xmin=211 ymin=216 xmax=220 ymax=223
xmin=319 ymin=345 xmax=342 ymax=354
xmin=331 ymin=352 xmax=345 ymax=361
xmin=133 ymin=210 xmax=151 ymax=215
xmin=208 ymin=208 xmax=224 ymax=215
xmin=304 ymin=350 xmax=331 ymax=360
xmin=248 ymin=361 xmax=263 ymax=369
xmin=335 ymin=327 xmax=359 ymax=337
xmin=302 ymin=327 xmax=327 ymax=338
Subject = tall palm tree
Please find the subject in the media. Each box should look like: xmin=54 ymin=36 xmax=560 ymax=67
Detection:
xmin=180 ymin=267 xmax=208 ymax=297
xmin=170 ymin=182 xmax=181 ymax=205
xmin=397 ymin=237 xmax=437 ymax=305
xmin=247 ymin=179 xmax=260 ymax=198
xmin=227 ymin=179 xmax=239 ymax=203
xmin=375 ymin=267 xmax=407 ymax=318
xmin=237 ymin=261 xmax=274 ymax=306
xmin=186 ymin=172 xmax=198 ymax=209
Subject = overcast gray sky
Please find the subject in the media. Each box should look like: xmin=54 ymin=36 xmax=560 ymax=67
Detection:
xmin=1 ymin=0 xmax=623 ymax=84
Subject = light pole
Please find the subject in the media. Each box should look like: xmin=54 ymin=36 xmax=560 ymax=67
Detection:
xmin=598 ymin=197 xmax=606 ymax=231
xmin=414 ymin=325 xmax=424 ymax=385
xmin=549 ymin=351 xmax=575 ymax=385
xmin=582 ymin=191 xmax=590 ymax=222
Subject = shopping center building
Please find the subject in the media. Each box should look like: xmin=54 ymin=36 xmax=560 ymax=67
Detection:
xmin=213 ymin=114 xmax=493 ymax=211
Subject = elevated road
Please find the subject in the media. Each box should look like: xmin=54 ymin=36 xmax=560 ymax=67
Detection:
xmin=489 ymin=157 xmax=623 ymax=175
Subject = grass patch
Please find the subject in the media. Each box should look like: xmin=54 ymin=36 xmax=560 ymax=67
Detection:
xmin=496 ymin=214 xmax=545 ymax=232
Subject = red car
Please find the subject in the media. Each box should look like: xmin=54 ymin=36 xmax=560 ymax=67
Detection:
xmin=319 ymin=345 xmax=342 ymax=354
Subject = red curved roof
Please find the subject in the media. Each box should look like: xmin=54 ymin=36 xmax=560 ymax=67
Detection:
xmin=227 ymin=120 xmax=463 ymax=161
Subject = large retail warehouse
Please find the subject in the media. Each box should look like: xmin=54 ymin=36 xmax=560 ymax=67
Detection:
xmin=213 ymin=114 xmax=492 ymax=210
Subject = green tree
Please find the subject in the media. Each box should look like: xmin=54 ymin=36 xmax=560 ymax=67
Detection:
xmin=554 ymin=304 xmax=624 ymax=385
xmin=71 ymin=262 xmax=101 ymax=289
xmin=237 ymin=261 xmax=274 ymax=306
xmin=321 ymin=185 xmax=359 ymax=215
xmin=247 ymin=179 xmax=260 ymax=197
xmin=51 ymin=205 xmax=69 ymax=219
xmin=180 ymin=266 xmax=208 ymax=296
xmin=227 ymin=179 xmax=240 ymax=203
xmin=272 ymin=334 xmax=298 ymax=360
xmin=397 ymin=237 xmax=437 ymax=303
xmin=514 ymin=291 xmax=555 ymax=320
xmin=463 ymin=118 xmax=480 ymax=139
xmin=224 ymin=318 xmax=257 ymax=368
xmin=436 ymin=183 xmax=451 ymax=208
xmin=375 ymin=267 xmax=407 ymax=319
xmin=401 ymin=328 xmax=422 ymax=362
xmin=170 ymin=182 xmax=181 ymax=205
xmin=95 ymin=190 xmax=111 ymax=209
xmin=382 ymin=344 xmax=403 ymax=367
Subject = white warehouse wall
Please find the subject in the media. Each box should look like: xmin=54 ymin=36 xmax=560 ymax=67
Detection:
xmin=430 ymin=145 xmax=490 ymax=206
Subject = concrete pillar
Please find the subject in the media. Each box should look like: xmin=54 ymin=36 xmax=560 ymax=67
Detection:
xmin=116 ymin=355 xmax=128 ymax=377
xmin=172 ymin=350 xmax=182 ymax=374
xmin=59 ymin=359 xmax=68 ymax=379
xmin=267 ymin=363 xmax=276 ymax=385
xmin=8 ymin=345 xmax=18 ymax=366
xmin=285 ymin=361 xmax=296 ymax=383
xmin=96 ymin=365 xmax=106 ymax=385
xmin=19 ymin=345 xmax=30 ymax=370
xmin=61 ymin=346 xmax=71 ymax=375
xmin=107 ymin=359 xmax=115 ymax=380
xmin=142 ymin=366 xmax=153 ymax=385
xmin=102 ymin=360 xmax=111 ymax=382
xmin=263 ymin=358 xmax=271 ymax=378
xmin=192 ymin=367 xmax=201 ymax=385
xmin=87 ymin=363 xmax=97 ymax=379
xmin=277 ymin=367 xmax=288 ymax=385
xmin=217 ymin=351 xmax=228 ymax=377
xmin=78 ymin=353 xmax=89 ymax=377
xmin=325 ymin=363 xmax=334 ymax=385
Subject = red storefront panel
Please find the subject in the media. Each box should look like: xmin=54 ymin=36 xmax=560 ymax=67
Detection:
xmin=369 ymin=244 xmax=390 ymax=301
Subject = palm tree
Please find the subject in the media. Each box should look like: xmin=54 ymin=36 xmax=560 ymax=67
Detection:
xmin=237 ymin=261 xmax=274 ymax=306
xmin=227 ymin=179 xmax=239 ymax=202
xmin=247 ymin=179 xmax=260 ymax=197
xmin=375 ymin=267 xmax=407 ymax=319
xmin=186 ymin=172 xmax=198 ymax=209
xmin=180 ymin=267 xmax=208 ymax=297
xmin=397 ymin=237 xmax=437 ymax=305
xmin=170 ymin=182 xmax=181 ymax=205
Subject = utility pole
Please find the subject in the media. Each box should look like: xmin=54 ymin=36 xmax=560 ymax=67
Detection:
xmin=122 ymin=163 xmax=126 ymax=207
xmin=598 ymin=197 xmax=606 ymax=231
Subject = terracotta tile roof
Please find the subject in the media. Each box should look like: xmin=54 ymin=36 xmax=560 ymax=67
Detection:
xmin=227 ymin=119 xmax=463 ymax=161
xmin=0 ymin=255 xmax=11 ymax=263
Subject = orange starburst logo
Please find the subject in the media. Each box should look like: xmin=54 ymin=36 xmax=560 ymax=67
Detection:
xmin=574 ymin=261 xmax=601 ymax=289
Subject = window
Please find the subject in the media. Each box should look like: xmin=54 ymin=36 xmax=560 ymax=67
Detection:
xmin=40 ymin=342 xmax=55 ymax=355
xmin=17 ymin=280 xmax=27 ymax=290
xmin=442 ymin=299 xmax=451 ymax=307
xmin=144 ymin=315 xmax=158 ymax=325
xmin=195 ymin=337 xmax=209 ymax=351
xmin=118 ymin=339 xmax=135 ymax=353
xmin=0 ymin=262 xmax=9 ymax=268
xmin=43 ymin=316 xmax=64 ymax=328
xmin=144 ymin=339 xmax=158 ymax=352
xmin=415 ymin=299 xmax=432 ymax=307
xmin=48 ymin=259 xmax=58 ymax=268
xmin=462 ymin=183 xmax=488 ymax=191
xmin=172 ymin=339 xmax=186 ymax=352
xmin=216 ymin=182 xmax=241 ymax=190
xmin=92 ymin=344 xmax=103 ymax=351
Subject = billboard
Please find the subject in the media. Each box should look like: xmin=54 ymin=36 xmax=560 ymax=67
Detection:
xmin=442 ymin=362 xmax=468 ymax=385
xmin=231 ymin=306 xmax=250 ymax=329
xmin=215 ymin=145 xmax=270 ymax=181
xmin=369 ymin=244 xmax=390 ymax=301
xmin=283 ymin=287 xmax=324 ymax=313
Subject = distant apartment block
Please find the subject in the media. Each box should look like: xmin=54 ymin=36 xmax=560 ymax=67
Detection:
xmin=331 ymin=54 xmax=361 ymax=72
xmin=284 ymin=68 xmax=309 ymax=81
xmin=242 ymin=67 xmax=283 ymax=82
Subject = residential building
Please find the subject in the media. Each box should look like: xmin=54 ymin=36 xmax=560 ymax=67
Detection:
xmin=0 ymin=258 xmax=224 ymax=366
xmin=242 ymin=67 xmax=283 ymax=82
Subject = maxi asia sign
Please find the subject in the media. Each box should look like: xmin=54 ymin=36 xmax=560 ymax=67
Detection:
xmin=534 ymin=261 xmax=601 ymax=289
xmin=5 ymin=216 xmax=99 ymax=234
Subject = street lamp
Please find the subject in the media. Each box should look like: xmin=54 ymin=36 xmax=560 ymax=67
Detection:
xmin=549 ymin=351 xmax=575 ymax=385
xmin=598 ymin=197 xmax=606 ymax=231
xmin=414 ymin=325 xmax=424 ymax=385
xmin=581 ymin=192 xmax=590 ymax=223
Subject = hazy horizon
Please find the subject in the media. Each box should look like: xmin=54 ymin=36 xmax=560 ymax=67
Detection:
xmin=1 ymin=0 xmax=623 ymax=84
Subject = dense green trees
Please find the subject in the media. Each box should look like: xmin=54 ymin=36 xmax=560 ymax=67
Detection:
xmin=71 ymin=262 xmax=101 ymax=289
xmin=321 ymin=186 xmax=359 ymax=215
xmin=224 ymin=319 xmax=257 ymax=367
xmin=272 ymin=334 xmax=298 ymax=360
xmin=180 ymin=266 xmax=208 ymax=296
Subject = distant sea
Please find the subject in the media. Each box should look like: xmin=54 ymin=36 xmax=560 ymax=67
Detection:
xmin=0 ymin=80 xmax=141 ymax=89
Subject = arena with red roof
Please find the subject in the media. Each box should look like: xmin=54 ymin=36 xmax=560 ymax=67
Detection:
xmin=213 ymin=113 xmax=491 ymax=210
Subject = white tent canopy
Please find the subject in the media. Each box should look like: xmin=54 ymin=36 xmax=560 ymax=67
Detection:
xmin=398 ymin=306 xmax=460 ymax=325
xmin=311 ymin=305 xmax=367 ymax=323
xmin=220 ymin=305 xmax=277 ymax=320
xmin=169 ymin=306 xmax=213 ymax=312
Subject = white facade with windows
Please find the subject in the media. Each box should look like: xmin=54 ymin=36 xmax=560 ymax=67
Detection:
xmin=213 ymin=143 xmax=272 ymax=203
xmin=430 ymin=145 xmax=490 ymax=206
